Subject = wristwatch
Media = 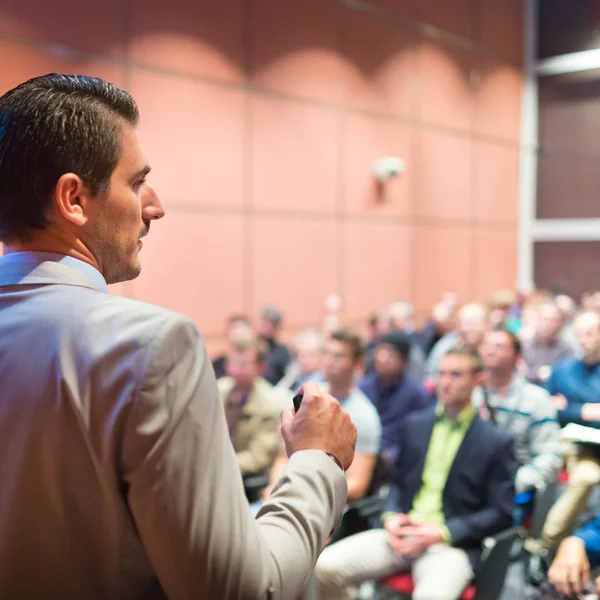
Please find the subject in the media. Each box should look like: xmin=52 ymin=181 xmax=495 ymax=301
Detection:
xmin=325 ymin=452 xmax=344 ymax=473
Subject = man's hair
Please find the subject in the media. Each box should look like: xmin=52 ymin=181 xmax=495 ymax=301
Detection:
xmin=444 ymin=344 xmax=484 ymax=373
xmin=0 ymin=73 xmax=139 ymax=241
xmin=231 ymin=338 xmax=268 ymax=363
xmin=330 ymin=328 xmax=364 ymax=362
xmin=490 ymin=324 xmax=522 ymax=355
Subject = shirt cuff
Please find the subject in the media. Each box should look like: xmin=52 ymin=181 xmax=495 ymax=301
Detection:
xmin=441 ymin=524 xmax=452 ymax=543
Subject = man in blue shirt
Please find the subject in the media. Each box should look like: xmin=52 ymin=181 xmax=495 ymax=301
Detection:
xmin=546 ymin=311 xmax=600 ymax=427
xmin=359 ymin=331 xmax=432 ymax=465
xmin=543 ymin=311 xmax=600 ymax=548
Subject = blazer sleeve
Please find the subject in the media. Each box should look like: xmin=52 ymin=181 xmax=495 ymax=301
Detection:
xmin=445 ymin=435 xmax=517 ymax=545
xmin=121 ymin=315 xmax=347 ymax=600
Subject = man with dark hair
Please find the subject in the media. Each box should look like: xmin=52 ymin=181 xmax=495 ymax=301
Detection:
xmin=267 ymin=328 xmax=381 ymax=503
xmin=316 ymin=345 xmax=517 ymax=600
xmin=212 ymin=315 xmax=253 ymax=379
xmin=359 ymin=331 xmax=431 ymax=464
xmin=218 ymin=338 xmax=284 ymax=476
xmin=257 ymin=305 xmax=291 ymax=385
xmin=0 ymin=74 xmax=358 ymax=599
xmin=476 ymin=326 xmax=562 ymax=493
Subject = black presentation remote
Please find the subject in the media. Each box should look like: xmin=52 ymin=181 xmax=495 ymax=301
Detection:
xmin=293 ymin=393 xmax=303 ymax=413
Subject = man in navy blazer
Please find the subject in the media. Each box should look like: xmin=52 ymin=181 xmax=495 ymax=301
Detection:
xmin=316 ymin=345 xmax=518 ymax=600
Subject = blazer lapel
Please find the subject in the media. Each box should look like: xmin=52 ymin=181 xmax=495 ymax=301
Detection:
xmin=445 ymin=415 xmax=482 ymax=487
xmin=408 ymin=412 xmax=436 ymax=500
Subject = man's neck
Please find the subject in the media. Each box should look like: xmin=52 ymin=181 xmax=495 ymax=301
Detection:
xmin=444 ymin=399 xmax=471 ymax=420
xmin=3 ymin=230 xmax=100 ymax=272
xmin=328 ymin=380 xmax=353 ymax=402
xmin=377 ymin=371 xmax=402 ymax=387
xmin=583 ymin=353 xmax=600 ymax=366
xmin=485 ymin=368 xmax=514 ymax=393
xmin=536 ymin=335 xmax=557 ymax=347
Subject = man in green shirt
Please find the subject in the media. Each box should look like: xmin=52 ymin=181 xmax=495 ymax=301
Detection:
xmin=315 ymin=345 xmax=517 ymax=600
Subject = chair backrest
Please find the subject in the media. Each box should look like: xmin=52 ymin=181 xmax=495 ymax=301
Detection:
xmin=366 ymin=453 xmax=391 ymax=496
xmin=474 ymin=528 xmax=524 ymax=600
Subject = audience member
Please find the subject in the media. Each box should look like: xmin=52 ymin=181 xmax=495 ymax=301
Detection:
xmin=389 ymin=301 xmax=415 ymax=334
xmin=365 ymin=303 xmax=426 ymax=381
xmin=276 ymin=329 xmax=324 ymax=392
xmin=211 ymin=315 xmax=253 ymax=379
xmin=555 ymin=294 xmax=578 ymax=348
xmin=522 ymin=301 xmax=576 ymax=386
xmin=425 ymin=303 xmax=488 ymax=379
xmin=488 ymin=289 xmax=519 ymax=333
xmin=218 ymin=339 xmax=283 ymax=476
xmin=359 ymin=331 xmax=431 ymax=465
xmin=416 ymin=300 xmax=457 ymax=358
xmin=256 ymin=305 xmax=291 ymax=385
xmin=315 ymin=345 xmax=517 ymax=600
xmin=476 ymin=327 xmax=562 ymax=493
xmin=266 ymin=329 xmax=381 ymax=503
xmin=542 ymin=311 xmax=600 ymax=547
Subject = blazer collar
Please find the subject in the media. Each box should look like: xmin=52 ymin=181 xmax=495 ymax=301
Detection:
xmin=0 ymin=253 xmax=108 ymax=293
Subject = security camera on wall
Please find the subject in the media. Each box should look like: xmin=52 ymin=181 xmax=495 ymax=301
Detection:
xmin=371 ymin=157 xmax=406 ymax=183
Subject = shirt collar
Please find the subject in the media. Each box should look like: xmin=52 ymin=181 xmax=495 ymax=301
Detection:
xmin=435 ymin=402 xmax=477 ymax=427
xmin=0 ymin=251 xmax=108 ymax=293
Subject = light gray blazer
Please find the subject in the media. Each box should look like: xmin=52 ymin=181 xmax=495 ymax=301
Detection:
xmin=0 ymin=256 xmax=347 ymax=599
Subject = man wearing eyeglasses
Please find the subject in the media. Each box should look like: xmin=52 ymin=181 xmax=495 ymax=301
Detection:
xmin=476 ymin=326 xmax=562 ymax=495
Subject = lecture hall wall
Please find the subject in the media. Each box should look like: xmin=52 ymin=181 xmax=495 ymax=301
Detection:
xmin=0 ymin=0 xmax=522 ymax=354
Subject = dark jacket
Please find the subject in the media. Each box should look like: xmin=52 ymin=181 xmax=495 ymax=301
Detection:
xmin=384 ymin=407 xmax=517 ymax=567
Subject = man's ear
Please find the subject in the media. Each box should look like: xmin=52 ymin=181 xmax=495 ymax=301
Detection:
xmin=54 ymin=173 xmax=93 ymax=227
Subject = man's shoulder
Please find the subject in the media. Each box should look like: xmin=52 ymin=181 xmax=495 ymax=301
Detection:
xmin=551 ymin=357 xmax=580 ymax=375
xmin=346 ymin=388 xmax=381 ymax=432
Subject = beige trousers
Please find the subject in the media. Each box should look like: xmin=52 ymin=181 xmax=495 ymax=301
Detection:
xmin=315 ymin=529 xmax=473 ymax=600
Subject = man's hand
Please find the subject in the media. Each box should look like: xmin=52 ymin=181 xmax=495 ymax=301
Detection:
xmin=384 ymin=514 xmax=412 ymax=537
xmin=548 ymin=536 xmax=590 ymax=596
xmin=581 ymin=403 xmax=600 ymax=422
xmin=280 ymin=381 xmax=357 ymax=471
xmin=552 ymin=394 xmax=568 ymax=411
xmin=387 ymin=522 xmax=445 ymax=558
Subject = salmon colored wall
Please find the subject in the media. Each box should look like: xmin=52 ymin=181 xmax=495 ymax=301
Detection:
xmin=0 ymin=0 xmax=522 ymax=354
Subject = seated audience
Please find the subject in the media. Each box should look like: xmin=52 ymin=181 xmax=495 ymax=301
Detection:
xmin=359 ymin=331 xmax=431 ymax=465
xmin=542 ymin=310 xmax=600 ymax=547
xmin=218 ymin=338 xmax=283 ymax=476
xmin=521 ymin=301 xmax=576 ymax=386
xmin=266 ymin=328 xmax=381 ymax=503
xmin=533 ymin=515 xmax=600 ymax=599
xmin=211 ymin=314 xmax=253 ymax=379
xmin=256 ymin=305 xmax=291 ymax=385
xmin=425 ymin=303 xmax=488 ymax=379
xmin=476 ymin=327 xmax=562 ymax=493
xmin=276 ymin=329 xmax=324 ymax=392
xmin=315 ymin=345 xmax=517 ymax=600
